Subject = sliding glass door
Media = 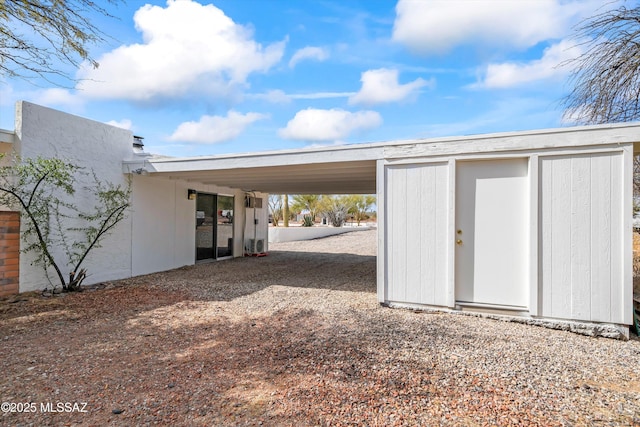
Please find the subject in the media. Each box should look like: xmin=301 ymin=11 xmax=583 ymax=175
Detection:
xmin=196 ymin=193 xmax=234 ymax=261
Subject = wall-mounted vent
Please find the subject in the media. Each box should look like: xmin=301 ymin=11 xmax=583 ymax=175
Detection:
xmin=245 ymin=196 xmax=263 ymax=208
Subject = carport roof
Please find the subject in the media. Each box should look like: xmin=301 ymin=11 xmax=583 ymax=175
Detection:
xmin=125 ymin=142 xmax=383 ymax=194
xmin=122 ymin=122 xmax=640 ymax=194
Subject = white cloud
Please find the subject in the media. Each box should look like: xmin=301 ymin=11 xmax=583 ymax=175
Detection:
xmin=278 ymin=108 xmax=382 ymax=141
xmin=289 ymin=91 xmax=355 ymax=100
xmin=248 ymin=90 xmax=356 ymax=103
xmin=247 ymin=89 xmax=292 ymax=104
xmin=392 ymin=0 xmax=600 ymax=54
xmin=0 ymin=85 xmax=16 ymax=107
xmin=76 ymin=0 xmax=285 ymax=101
xmin=34 ymin=88 xmax=85 ymax=110
xmin=169 ymin=111 xmax=267 ymax=144
xmin=106 ymin=119 xmax=133 ymax=130
xmin=474 ymin=39 xmax=582 ymax=89
xmin=349 ymin=68 xmax=432 ymax=106
xmin=289 ymin=46 xmax=329 ymax=68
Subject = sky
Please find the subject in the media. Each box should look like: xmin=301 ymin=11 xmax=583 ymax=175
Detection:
xmin=0 ymin=0 xmax=619 ymax=157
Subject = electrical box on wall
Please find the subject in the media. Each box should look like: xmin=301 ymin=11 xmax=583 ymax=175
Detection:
xmin=245 ymin=196 xmax=263 ymax=208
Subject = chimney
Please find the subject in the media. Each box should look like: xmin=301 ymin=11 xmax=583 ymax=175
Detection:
xmin=133 ymin=135 xmax=145 ymax=153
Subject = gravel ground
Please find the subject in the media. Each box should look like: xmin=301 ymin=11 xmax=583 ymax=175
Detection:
xmin=1 ymin=229 xmax=640 ymax=426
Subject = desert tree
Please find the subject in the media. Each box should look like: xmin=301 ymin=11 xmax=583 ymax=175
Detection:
xmin=319 ymin=195 xmax=349 ymax=227
xmin=0 ymin=0 xmax=123 ymax=83
xmin=268 ymin=194 xmax=283 ymax=226
xmin=0 ymin=155 xmax=130 ymax=292
xmin=291 ymin=195 xmax=321 ymax=224
xmin=345 ymin=195 xmax=376 ymax=226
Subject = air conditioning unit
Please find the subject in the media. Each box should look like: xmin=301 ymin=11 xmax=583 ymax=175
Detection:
xmin=245 ymin=239 xmax=265 ymax=254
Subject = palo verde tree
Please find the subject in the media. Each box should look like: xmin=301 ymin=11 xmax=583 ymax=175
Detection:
xmin=345 ymin=195 xmax=376 ymax=226
xmin=290 ymin=194 xmax=321 ymax=225
xmin=0 ymin=155 xmax=130 ymax=292
xmin=0 ymin=0 xmax=123 ymax=83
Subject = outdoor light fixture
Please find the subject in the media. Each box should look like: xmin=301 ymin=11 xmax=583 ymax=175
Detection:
xmin=188 ymin=189 xmax=197 ymax=200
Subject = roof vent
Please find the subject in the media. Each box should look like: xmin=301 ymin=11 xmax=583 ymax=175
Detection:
xmin=133 ymin=135 xmax=144 ymax=149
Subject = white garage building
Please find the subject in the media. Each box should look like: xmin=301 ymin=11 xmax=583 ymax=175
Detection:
xmin=2 ymin=101 xmax=638 ymax=337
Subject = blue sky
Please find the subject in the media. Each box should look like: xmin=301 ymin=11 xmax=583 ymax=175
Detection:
xmin=0 ymin=0 xmax=616 ymax=157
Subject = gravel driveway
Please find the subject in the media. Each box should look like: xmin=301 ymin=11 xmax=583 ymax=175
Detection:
xmin=1 ymin=229 xmax=639 ymax=426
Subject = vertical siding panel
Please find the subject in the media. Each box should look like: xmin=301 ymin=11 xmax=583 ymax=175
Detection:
xmin=385 ymin=163 xmax=449 ymax=306
xmin=570 ymin=156 xmax=592 ymax=320
xmin=388 ymin=167 xmax=398 ymax=302
xmin=540 ymin=151 xmax=626 ymax=324
xmin=550 ymin=157 xmax=573 ymax=318
xmin=529 ymin=155 xmax=540 ymax=316
xmin=421 ymin=165 xmax=435 ymax=304
xmin=390 ymin=168 xmax=407 ymax=302
xmin=609 ymin=152 xmax=625 ymax=324
xmin=386 ymin=167 xmax=396 ymax=302
xmin=399 ymin=168 xmax=409 ymax=303
xmin=377 ymin=160 xmax=387 ymax=303
xmin=434 ymin=165 xmax=449 ymax=306
xmin=405 ymin=166 xmax=421 ymax=303
xmin=590 ymin=154 xmax=612 ymax=322
xmin=540 ymin=158 xmax=553 ymax=317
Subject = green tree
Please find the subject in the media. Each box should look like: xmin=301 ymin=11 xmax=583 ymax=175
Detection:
xmin=291 ymin=195 xmax=321 ymax=224
xmin=0 ymin=155 xmax=130 ymax=292
xmin=345 ymin=195 xmax=376 ymax=226
xmin=0 ymin=0 xmax=123 ymax=83
xmin=318 ymin=195 xmax=349 ymax=227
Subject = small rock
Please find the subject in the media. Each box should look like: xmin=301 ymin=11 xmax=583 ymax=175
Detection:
xmin=112 ymin=408 xmax=124 ymax=414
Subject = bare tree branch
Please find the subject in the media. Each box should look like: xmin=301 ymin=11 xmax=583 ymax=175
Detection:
xmin=562 ymin=2 xmax=640 ymax=124
xmin=0 ymin=0 xmax=123 ymax=84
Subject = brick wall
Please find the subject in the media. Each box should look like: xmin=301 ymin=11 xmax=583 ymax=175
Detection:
xmin=0 ymin=211 xmax=20 ymax=297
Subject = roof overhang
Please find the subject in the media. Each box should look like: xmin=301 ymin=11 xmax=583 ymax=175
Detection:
xmin=123 ymin=122 xmax=640 ymax=195
xmin=0 ymin=129 xmax=15 ymax=145
xmin=123 ymin=143 xmax=383 ymax=194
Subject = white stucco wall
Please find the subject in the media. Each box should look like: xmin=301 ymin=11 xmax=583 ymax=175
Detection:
xmin=10 ymin=101 xmax=270 ymax=290
xmin=268 ymin=225 xmax=369 ymax=243
xmin=131 ymin=176 xmax=256 ymax=276
xmin=13 ymin=101 xmax=134 ymax=291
